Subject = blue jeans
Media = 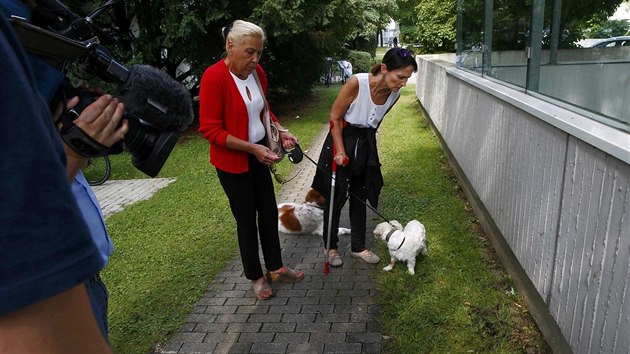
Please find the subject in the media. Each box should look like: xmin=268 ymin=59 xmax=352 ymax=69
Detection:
xmin=85 ymin=273 xmax=109 ymax=340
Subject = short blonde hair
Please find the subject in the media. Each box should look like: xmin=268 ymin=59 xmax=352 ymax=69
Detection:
xmin=224 ymin=20 xmax=265 ymax=48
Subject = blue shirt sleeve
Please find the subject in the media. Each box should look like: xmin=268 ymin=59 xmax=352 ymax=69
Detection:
xmin=0 ymin=15 xmax=104 ymax=315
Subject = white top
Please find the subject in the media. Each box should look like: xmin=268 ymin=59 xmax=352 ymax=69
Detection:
xmin=230 ymin=72 xmax=266 ymax=143
xmin=344 ymin=73 xmax=399 ymax=128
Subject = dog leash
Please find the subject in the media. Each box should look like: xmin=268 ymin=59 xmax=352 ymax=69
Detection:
xmin=287 ymin=143 xmax=397 ymax=228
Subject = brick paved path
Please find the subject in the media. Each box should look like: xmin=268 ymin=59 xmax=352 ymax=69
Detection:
xmin=161 ymin=125 xmax=383 ymax=354
xmin=92 ymin=178 xmax=175 ymax=218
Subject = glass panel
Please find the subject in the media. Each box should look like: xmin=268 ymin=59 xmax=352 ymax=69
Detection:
xmin=534 ymin=1 xmax=630 ymax=128
xmin=486 ymin=0 xmax=530 ymax=88
xmin=457 ymin=0 xmax=485 ymax=74
xmin=456 ymin=0 xmax=629 ymax=130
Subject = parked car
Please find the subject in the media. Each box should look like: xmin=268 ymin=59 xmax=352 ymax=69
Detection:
xmin=587 ymin=36 xmax=630 ymax=48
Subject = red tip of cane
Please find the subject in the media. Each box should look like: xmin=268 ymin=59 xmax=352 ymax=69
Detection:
xmin=323 ymin=262 xmax=330 ymax=274
xmin=329 ymin=120 xmax=334 ymax=129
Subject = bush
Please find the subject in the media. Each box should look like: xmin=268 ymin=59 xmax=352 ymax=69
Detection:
xmin=347 ymin=50 xmax=374 ymax=74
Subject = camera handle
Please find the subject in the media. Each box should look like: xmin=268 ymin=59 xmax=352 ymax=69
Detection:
xmin=57 ymin=92 xmax=123 ymax=157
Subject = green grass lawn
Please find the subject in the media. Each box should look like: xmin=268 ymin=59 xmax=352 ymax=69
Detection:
xmin=376 ymin=89 xmax=549 ymax=353
xmin=102 ymin=85 xmax=548 ymax=353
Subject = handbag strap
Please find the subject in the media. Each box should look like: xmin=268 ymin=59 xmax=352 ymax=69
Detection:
xmin=252 ymin=70 xmax=288 ymax=132
xmin=252 ymin=70 xmax=272 ymax=126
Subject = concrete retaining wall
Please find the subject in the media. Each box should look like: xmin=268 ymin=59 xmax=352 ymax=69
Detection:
xmin=415 ymin=55 xmax=629 ymax=354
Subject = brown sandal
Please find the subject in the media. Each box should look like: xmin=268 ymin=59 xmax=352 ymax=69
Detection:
xmin=251 ymin=277 xmax=273 ymax=300
xmin=266 ymin=266 xmax=305 ymax=283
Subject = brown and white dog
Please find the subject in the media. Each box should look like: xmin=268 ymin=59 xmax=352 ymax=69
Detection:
xmin=278 ymin=188 xmax=351 ymax=236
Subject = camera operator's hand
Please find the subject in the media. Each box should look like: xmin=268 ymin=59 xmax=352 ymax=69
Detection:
xmin=69 ymin=94 xmax=128 ymax=147
xmin=60 ymin=94 xmax=128 ymax=181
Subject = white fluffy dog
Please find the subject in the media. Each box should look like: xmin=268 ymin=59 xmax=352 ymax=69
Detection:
xmin=278 ymin=188 xmax=350 ymax=236
xmin=373 ymin=220 xmax=428 ymax=275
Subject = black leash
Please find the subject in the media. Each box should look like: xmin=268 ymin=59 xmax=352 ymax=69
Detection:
xmin=287 ymin=143 xmax=396 ymax=228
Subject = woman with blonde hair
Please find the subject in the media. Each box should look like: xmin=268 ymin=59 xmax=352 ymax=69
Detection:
xmin=199 ymin=20 xmax=304 ymax=300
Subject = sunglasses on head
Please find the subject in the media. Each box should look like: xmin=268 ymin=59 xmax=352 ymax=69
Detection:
xmin=269 ymin=164 xmax=299 ymax=184
xmin=398 ymin=48 xmax=413 ymax=58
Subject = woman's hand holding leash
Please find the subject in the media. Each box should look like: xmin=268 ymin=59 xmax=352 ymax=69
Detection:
xmin=334 ymin=153 xmax=349 ymax=166
xmin=280 ymin=131 xmax=298 ymax=150
xmin=252 ymin=143 xmax=281 ymax=166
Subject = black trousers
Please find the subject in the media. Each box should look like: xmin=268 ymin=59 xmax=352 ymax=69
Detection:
xmin=322 ymin=169 xmax=368 ymax=253
xmin=216 ymin=153 xmax=283 ymax=280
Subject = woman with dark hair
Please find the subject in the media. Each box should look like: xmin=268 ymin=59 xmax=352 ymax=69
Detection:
xmin=312 ymin=47 xmax=417 ymax=267
xmin=198 ymin=20 xmax=304 ymax=300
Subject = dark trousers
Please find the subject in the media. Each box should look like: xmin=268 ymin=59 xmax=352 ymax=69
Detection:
xmin=216 ymin=153 xmax=283 ymax=280
xmin=322 ymin=170 xmax=368 ymax=253
xmin=85 ymin=273 xmax=109 ymax=340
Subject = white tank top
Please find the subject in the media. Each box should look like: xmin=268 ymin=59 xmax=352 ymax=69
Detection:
xmin=230 ymin=72 xmax=266 ymax=143
xmin=344 ymin=73 xmax=400 ymax=128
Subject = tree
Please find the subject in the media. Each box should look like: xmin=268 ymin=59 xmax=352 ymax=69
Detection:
xmin=415 ymin=0 xmax=456 ymax=52
xmin=63 ymin=0 xmax=403 ymax=100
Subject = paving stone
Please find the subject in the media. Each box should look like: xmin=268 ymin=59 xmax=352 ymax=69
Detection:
xmin=93 ymin=178 xmax=175 ymax=218
xmin=190 ymin=305 xmax=207 ymax=313
xmin=295 ymin=322 xmax=332 ymax=333
xmin=337 ymin=289 xmax=370 ymax=297
xmin=268 ymin=305 xmax=301 ymax=314
xmin=346 ymin=332 xmax=382 ymax=343
xmin=309 ymin=333 xmax=346 ymax=344
xmin=193 ymin=323 xmax=228 ymax=333
xmin=323 ymin=343 xmax=362 ymax=353
xmin=202 ymin=333 xmax=240 ymax=343
xmin=260 ymin=322 xmax=297 ymax=333
xmin=213 ymin=342 xmax=252 ymax=354
xmin=247 ymin=313 xmax=282 ymax=323
xmin=214 ymin=314 xmax=249 ymax=323
xmin=273 ymin=289 xmax=307 ymax=298
xmin=318 ymin=296 xmax=352 ymax=305
xmin=331 ymin=322 xmax=366 ymax=333
xmin=237 ymin=332 xmax=274 ymax=343
xmin=315 ymin=313 xmax=350 ymax=323
xmin=213 ymin=290 xmax=247 ymax=298
xmin=169 ymin=332 xmax=206 ymax=343
xmin=178 ymin=342 xmax=217 ymax=353
xmin=273 ymin=332 xmax=310 ymax=344
xmin=185 ymin=314 xmax=217 ymax=324
xmin=180 ymin=323 xmax=196 ymax=332
xmin=281 ymin=313 xmax=317 ymax=323
xmin=225 ymin=297 xmax=257 ymax=306
xmin=335 ymin=304 xmax=369 ymax=314
xmin=249 ymin=343 xmax=287 ymax=353
xmin=235 ymin=305 xmax=270 ymax=315
xmin=253 ymin=297 xmax=288 ymax=306
xmin=159 ymin=341 xmax=182 ymax=353
xmin=226 ymin=323 xmax=262 ymax=333
xmin=286 ymin=343 xmax=325 ymax=354
xmin=204 ymin=305 xmax=237 ymax=314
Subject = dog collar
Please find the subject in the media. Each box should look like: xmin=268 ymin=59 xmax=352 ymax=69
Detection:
xmin=385 ymin=229 xmax=396 ymax=242
xmin=385 ymin=229 xmax=406 ymax=251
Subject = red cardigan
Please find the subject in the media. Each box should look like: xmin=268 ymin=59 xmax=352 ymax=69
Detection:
xmin=198 ymin=59 xmax=278 ymax=173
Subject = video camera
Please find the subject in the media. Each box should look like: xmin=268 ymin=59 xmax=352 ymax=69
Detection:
xmin=7 ymin=0 xmax=194 ymax=177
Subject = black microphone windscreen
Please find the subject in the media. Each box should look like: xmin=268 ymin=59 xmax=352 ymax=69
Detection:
xmin=117 ymin=64 xmax=193 ymax=131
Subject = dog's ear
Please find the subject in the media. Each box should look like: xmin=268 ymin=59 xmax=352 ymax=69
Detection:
xmin=305 ymin=188 xmax=326 ymax=207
